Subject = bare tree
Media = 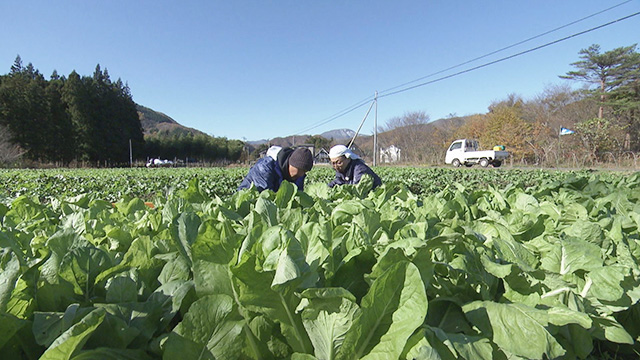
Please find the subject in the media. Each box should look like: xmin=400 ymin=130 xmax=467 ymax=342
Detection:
xmin=378 ymin=111 xmax=430 ymax=163
xmin=0 ymin=125 xmax=25 ymax=165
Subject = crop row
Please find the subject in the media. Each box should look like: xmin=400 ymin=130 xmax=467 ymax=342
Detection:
xmin=0 ymin=166 xmax=622 ymax=204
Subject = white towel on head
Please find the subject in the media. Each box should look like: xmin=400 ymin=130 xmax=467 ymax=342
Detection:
xmin=329 ymin=145 xmax=360 ymax=159
xmin=266 ymin=146 xmax=282 ymax=160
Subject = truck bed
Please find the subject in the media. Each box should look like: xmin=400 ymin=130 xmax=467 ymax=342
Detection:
xmin=461 ymin=150 xmax=508 ymax=160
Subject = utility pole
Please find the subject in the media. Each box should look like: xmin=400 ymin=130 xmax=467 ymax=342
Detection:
xmin=373 ymin=91 xmax=378 ymax=166
xmin=129 ymin=139 xmax=133 ymax=167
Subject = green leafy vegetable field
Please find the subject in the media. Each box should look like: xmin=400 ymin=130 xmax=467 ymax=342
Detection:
xmin=1 ymin=167 xmax=639 ymax=359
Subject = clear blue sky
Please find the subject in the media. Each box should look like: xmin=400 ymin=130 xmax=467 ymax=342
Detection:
xmin=2 ymin=1 xmax=639 ymax=141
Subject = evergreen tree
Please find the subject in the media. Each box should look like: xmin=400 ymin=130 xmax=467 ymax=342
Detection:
xmin=63 ymin=71 xmax=96 ymax=162
xmin=562 ymin=44 xmax=640 ymax=151
xmin=10 ymin=55 xmax=22 ymax=74
xmin=1 ymin=56 xmax=237 ymax=166
xmin=561 ymin=44 xmax=638 ymax=119
xmin=45 ymin=73 xmax=75 ymax=163
xmin=0 ymin=60 xmax=50 ymax=161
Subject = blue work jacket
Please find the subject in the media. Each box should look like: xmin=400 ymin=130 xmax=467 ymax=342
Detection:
xmin=238 ymin=148 xmax=305 ymax=192
xmin=328 ymin=158 xmax=382 ymax=188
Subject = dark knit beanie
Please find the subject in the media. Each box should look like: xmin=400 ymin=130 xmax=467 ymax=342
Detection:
xmin=289 ymin=148 xmax=314 ymax=171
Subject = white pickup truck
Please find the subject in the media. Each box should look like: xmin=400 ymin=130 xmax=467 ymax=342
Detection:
xmin=445 ymin=139 xmax=509 ymax=167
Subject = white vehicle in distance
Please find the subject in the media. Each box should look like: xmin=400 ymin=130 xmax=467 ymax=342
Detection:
xmin=146 ymin=158 xmax=174 ymax=168
xmin=445 ymin=139 xmax=509 ymax=168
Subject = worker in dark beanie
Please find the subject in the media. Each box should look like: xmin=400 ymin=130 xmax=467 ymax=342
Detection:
xmin=238 ymin=146 xmax=314 ymax=192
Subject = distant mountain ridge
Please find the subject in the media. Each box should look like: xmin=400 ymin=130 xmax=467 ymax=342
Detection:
xmin=247 ymin=128 xmax=357 ymax=146
xmin=136 ymin=105 xmax=360 ymax=143
xmin=320 ymin=128 xmax=356 ymax=142
xmin=137 ymin=104 xmax=206 ymax=137
xmin=136 ymin=104 xmax=470 ymax=146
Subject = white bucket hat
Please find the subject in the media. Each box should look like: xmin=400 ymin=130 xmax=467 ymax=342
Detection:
xmin=329 ymin=145 xmax=360 ymax=160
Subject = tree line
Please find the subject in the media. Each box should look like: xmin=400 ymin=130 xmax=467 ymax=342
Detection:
xmin=144 ymin=133 xmax=245 ymax=164
xmin=374 ymin=44 xmax=640 ymax=166
xmin=0 ymin=56 xmax=244 ymax=167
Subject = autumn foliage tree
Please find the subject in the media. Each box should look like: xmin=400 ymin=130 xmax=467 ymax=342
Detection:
xmin=452 ymin=96 xmax=538 ymax=163
xmin=453 ymin=114 xmax=487 ymax=141
xmin=483 ymin=99 xmax=537 ymax=162
xmin=575 ymin=117 xmax=626 ymax=161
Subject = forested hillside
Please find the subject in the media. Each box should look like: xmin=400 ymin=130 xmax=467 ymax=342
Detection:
xmin=0 ymin=57 xmax=143 ymax=165
xmin=0 ymin=57 xmax=245 ymax=166
xmin=137 ymin=104 xmax=205 ymax=137
xmin=137 ymin=105 xmax=245 ymax=164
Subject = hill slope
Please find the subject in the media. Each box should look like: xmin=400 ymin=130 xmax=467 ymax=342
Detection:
xmin=137 ymin=104 xmax=206 ymax=137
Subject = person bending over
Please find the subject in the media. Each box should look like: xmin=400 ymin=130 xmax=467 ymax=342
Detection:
xmin=328 ymin=145 xmax=381 ymax=188
xmin=238 ymin=146 xmax=314 ymax=192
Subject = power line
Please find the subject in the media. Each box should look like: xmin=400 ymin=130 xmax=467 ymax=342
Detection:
xmin=295 ymin=2 xmax=638 ymax=135
xmin=378 ymin=0 xmax=636 ymax=96
xmin=379 ymin=10 xmax=640 ymax=99
xmin=294 ymin=95 xmax=374 ymax=135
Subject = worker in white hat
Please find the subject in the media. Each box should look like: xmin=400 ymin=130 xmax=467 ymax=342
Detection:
xmin=328 ymin=145 xmax=381 ymax=188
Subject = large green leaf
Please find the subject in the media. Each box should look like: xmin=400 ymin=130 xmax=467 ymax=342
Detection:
xmin=273 ymin=234 xmax=318 ymax=290
xmin=295 ymin=221 xmax=331 ymax=274
xmin=402 ymin=329 xmax=451 ymax=360
xmin=331 ymin=201 xmax=368 ymax=227
xmin=0 ymin=250 xmax=21 ymax=313
xmin=96 ymin=301 xmax=167 ymax=347
xmin=170 ymin=212 xmax=201 ymax=267
xmin=193 ymin=260 xmax=234 ymax=298
xmin=463 ymin=301 xmax=566 ymax=359
xmin=326 ymin=247 xmax=376 ymax=302
xmin=4 ymin=195 xmax=51 ymax=229
xmin=95 ymin=236 xmax=162 ymax=295
xmin=490 ymin=236 xmax=538 ymax=272
xmin=255 ymin=197 xmax=278 ymax=227
xmin=158 ymin=253 xmax=190 ymax=285
xmin=105 ymin=274 xmax=138 ymax=303
xmin=585 ymin=265 xmax=628 ymax=303
xmin=59 ymin=246 xmax=113 ymax=297
xmin=337 ymin=261 xmax=427 ymax=360
xmin=591 ymin=315 xmax=634 ymax=344
xmin=40 ymin=308 xmax=106 ymax=360
xmin=0 ymin=313 xmax=28 ymax=350
xmin=33 ymin=304 xmax=92 ymax=347
xmin=297 ymin=288 xmax=360 ymax=360
xmin=146 ymin=280 xmax=196 ymax=337
xmin=0 ymin=230 xmax=27 ymax=267
xmin=510 ymin=191 xmax=539 ymax=211
xmin=429 ymin=327 xmax=494 ymax=360
xmin=425 ymin=300 xmax=473 ymax=334
xmin=552 ymin=236 xmax=602 ymax=275
xmin=563 ymin=220 xmax=605 ymax=248
xmin=275 ymin=180 xmax=296 ymax=209
xmin=177 ymin=177 xmax=207 ymax=203
xmin=164 ymin=294 xmax=245 ymax=360
xmin=40 ymin=229 xmax=87 ymax=285
xmin=192 ymin=218 xmax=238 ymax=264
xmin=232 ymin=255 xmax=313 ymax=354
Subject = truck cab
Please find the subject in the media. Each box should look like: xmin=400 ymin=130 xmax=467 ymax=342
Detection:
xmin=445 ymin=139 xmax=508 ymax=167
